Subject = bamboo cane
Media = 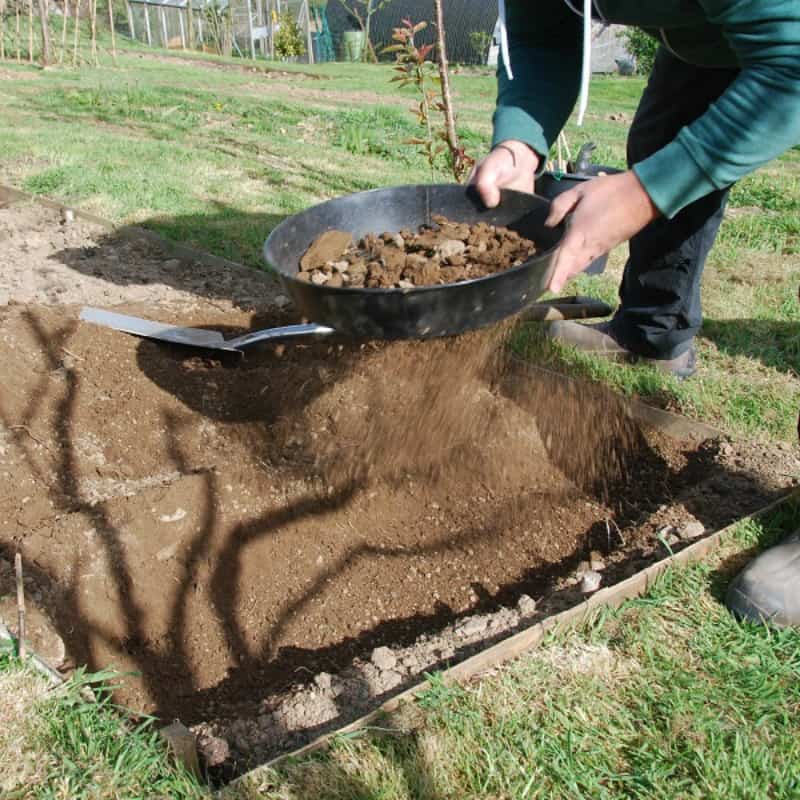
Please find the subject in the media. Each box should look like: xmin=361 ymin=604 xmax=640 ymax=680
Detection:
xmin=60 ymin=0 xmax=69 ymax=63
xmin=15 ymin=553 xmax=26 ymax=660
xmin=108 ymin=0 xmax=116 ymax=63
xmin=27 ymin=0 xmax=33 ymax=62
xmin=0 ymin=0 xmax=6 ymax=61
xmin=37 ymin=0 xmax=50 ymax=65
xmin=71 ymin=0 xmax=80 ymax=66
xmin=15 ymin=2 xmax=20 ymax=61
xmin=89 ymin=0 xmax=97 ymax=65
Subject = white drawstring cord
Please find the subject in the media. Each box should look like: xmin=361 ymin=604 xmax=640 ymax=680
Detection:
xmin=576 ymin=0 xmax=592 ymax=125
xmin=498 ymin=0 xmax=513 ymax=80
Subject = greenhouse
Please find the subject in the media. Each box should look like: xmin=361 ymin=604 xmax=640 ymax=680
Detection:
xmin=125 ymin=0 xmax=332 ymax=62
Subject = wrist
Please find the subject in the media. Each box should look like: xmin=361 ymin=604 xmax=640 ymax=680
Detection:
xmin=493 ymin=139 xmax=541 ymax=173
xmin=627 ymin=169 xmax=660 ymax=224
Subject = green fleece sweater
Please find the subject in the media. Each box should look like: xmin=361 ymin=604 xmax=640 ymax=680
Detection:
xmin=492 ymin=0 xmax=800 ymax=218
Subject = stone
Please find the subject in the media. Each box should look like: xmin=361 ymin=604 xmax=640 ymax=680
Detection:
xmin=589 ymin=550 xmax=606 ymax=571
xmin=580 ymin=571 xmax=602 ymax=593
xmin=314 ymin=672 xmax=333 ymax=691
xmin=370 ymin=646 xmax=397 ymax=672
xmin=438 ymin=239 xmax=466 ymax=260
xmin=197 ymin=734 xmax=230 ymax=768
xmin=680 ymin=521 xmax=705 ymax=540
xmin=575 ymin=560 xmax=592 ymax=577
xmin=517 ymin=594 xmax=537 ymax=616
xmin=300 ymin=230 xmax=352 ymax=270
xmin=310 ymin=271 xmax=328 ymax=286
xmin=457 ymin=616 xmax=487 ymax=637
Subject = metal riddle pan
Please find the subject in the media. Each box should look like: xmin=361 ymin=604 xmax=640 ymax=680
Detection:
xmin=264 ymin=183 xmax=563 ymax=340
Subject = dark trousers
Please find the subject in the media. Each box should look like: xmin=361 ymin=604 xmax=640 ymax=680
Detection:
xmin=610 ymin=48 xmax=739 ymax=360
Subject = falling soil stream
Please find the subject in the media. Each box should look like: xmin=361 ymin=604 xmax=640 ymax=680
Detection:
xmin=0 ymin=198 xmax=797 ymax=776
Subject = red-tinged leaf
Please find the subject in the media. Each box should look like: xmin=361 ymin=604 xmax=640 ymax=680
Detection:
xmin=418 ymin=43 xmax=433 ymax=60
xmin=382 ymin=44 xmax=405 ymax=53
xmin=404 ymin=137 xmax=428 ymax=145
xmin=412 ymin=21 xmax=427 ymax=33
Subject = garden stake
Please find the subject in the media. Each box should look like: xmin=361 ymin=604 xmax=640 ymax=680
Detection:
xmin=15 ymin=552 xmax=26 ymax=660
xmin=72 ymin=0 xmax=80 ymax=67
xmin=37 ymin=0 xmax=50 ymax=65
xmin=90 ymin=0 xmax=98 ymax=66
xmin=59 ymin=0 xmax=69 ymax=63
xmin=27 ymin=0 xmax=33 ymax=62
xmin=15 ymin=4 xmax=21 ymax=62
xmin=108 ymin=0 xmax=117 ymax=63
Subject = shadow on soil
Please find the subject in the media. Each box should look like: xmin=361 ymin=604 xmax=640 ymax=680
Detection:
xmin=2 ymin=206 xmax=791 ymax=780
xmin=50 ymin=204 xmax=289 ymax=296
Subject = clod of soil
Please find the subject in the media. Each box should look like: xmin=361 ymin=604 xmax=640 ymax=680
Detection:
xmin=297 ymin=215 xmax=538 ymax=289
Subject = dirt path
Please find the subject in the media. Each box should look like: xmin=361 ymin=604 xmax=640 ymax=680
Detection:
xmin=1 ymin=195 xmax=796 ymax=776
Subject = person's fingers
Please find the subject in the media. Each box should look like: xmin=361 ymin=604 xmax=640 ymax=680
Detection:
xmin=545 ymin=188 xmax=581 ymax=227
xmin=547 ymin=228 xmax=585 ymax=293
xmin=475 ymin=169 xmax=502 ymax=208
xmin=470 ymin=148 xmax=517 ymax=208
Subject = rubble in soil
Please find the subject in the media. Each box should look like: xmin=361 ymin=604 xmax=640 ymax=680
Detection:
xmin=297 ymin=215 xmax=538 ymax=288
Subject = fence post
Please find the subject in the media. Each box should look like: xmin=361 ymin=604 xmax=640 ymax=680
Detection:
xmin=246 ymin=0 xmax=255 ymax=58
xmin=144 ymin=2 xmax=152 ymax=45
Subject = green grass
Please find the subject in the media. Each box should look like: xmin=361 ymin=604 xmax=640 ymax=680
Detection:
xmin=231 ymin=504 xmax=800 ymax=800
xmin=0 ymin=656 xmax=208 ymax=799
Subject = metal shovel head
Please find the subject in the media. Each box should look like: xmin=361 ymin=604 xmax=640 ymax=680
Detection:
xmin=79 ymin=307 xmax=241 ymax=352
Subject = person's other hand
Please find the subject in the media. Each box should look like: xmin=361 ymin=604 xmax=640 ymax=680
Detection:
xmin=545 ymin=170 xmax=660 ymax=293
xmin=470 ymin=140 xmax=540 ymax=208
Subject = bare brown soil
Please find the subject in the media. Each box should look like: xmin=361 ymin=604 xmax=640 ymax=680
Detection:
xmin=298 ymin=215 xmax=538 ymax=288
xmin=0 ymin=196 xmax=797 ymax=776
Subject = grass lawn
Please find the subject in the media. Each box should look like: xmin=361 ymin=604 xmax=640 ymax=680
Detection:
xmin=1 ymin=40 xmax=799 ymax=799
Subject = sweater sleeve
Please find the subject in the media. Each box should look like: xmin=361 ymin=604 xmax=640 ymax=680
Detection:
xmin=634 ymin=0 xmax=800 ymax=218
xmin=491 ymin=0 xmax=582 ymax=161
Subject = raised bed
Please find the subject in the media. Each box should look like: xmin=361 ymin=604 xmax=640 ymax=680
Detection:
xmin=0 ymin=185 xmax=797 ymax=783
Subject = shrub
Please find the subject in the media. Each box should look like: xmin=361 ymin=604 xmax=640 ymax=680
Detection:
xmin=274 ymin=10 xmax=305 ymax=59
xmin=617 ymin=26 xmax=658 ymax=75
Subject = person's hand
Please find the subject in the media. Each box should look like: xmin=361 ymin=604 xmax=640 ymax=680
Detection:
xmin=545 ymin=170 xmax=660 ymax=293
xmin=470 ymin=140 xmax=540 ymax=208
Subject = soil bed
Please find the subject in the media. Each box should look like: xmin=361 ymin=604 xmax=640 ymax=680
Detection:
xmin=0 ymin=196 xmax=797 ymax=778
xmin=298 ymin=215 xmax=538 ymax=288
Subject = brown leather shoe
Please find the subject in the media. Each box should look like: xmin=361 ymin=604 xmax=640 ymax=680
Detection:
xmin=545 ymin=321 xmax=697 ymax=379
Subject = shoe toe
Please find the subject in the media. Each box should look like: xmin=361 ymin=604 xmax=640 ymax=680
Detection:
xmin=726 ymin=535 xmax=800 ymax=628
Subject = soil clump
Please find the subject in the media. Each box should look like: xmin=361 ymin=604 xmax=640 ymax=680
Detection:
xmin=297 ymin=215 xmax=538 ymax=288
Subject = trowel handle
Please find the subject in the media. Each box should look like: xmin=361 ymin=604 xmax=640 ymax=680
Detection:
xmin=227 ymin=323 xmax=335 ymax=350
